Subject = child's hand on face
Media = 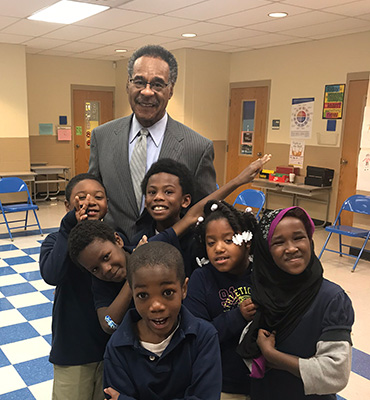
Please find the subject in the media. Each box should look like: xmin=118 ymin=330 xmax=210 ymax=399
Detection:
xmin=73 ymin=194 xmax=89 ymax=222
xmin=239 ymin=298 xmax=258 ymax=321
xmin=104 ymin=387 xmax=119 ymax=400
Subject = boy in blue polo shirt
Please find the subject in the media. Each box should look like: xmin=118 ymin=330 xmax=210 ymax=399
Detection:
xmin=103 ymin=241 xmax=222 ymax=400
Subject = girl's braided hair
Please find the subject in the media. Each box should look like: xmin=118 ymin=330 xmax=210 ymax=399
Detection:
xmin=196 ymin=200 xmax=257 ymax=253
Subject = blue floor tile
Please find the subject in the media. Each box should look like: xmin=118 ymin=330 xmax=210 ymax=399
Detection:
xmin=21 ymin=247 xmax=40 ymax=256
xmin=14 ymin=356 xmax=53 ymax=386
xmin=0 ymin=323 xmax=39 ymax=345
xmin=18 ymin=302 xmax=53 ymax=321
xmin=0 ymin=267 xmax=16 ymax=276
xmin=0 ymin=244 xmax=17 ymax=252
xmin=0 ymin=283 xmax=37 ymax=296
xmin=0 ymin=387 xmax=35 ymax=400
xmin=0 ymin=227 xmax=57 ymax=240
xmin=43 ymin=333 xmax=52 ymax=345
xmin=41 ymin=289 xmax=55 ymax=301
xmin=337 ymin=396 xmax=346 ymax=400
xmin=352 ymin=347 xmax=370 ymax=380
xmin=0 ymin=348 xmax=10 ymax=367
xmin=0 ymin=298 xmax=14 ymax=311
xmin=20 ymin=271 xmax=42 ymax=282
xmin=2 ymin=256 xmax=36 ymax=266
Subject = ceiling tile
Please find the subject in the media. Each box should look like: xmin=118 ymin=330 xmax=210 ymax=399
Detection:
xmin=53 ymin=41 xmax=106 ymax=53
xmin=200 ymin=28 xmax=265 ymax=44
xmin=117 ymin=15 xmax=194 ymax=34
xmin=119 ymin=0 xmax=204 ymax=14
xmin=22 ymin=37 xmax=69 ymax=50
xmin=249 ymin=11 xmax=345 ymax=32
xmin=196 ymin=42 xmax=240 ymax=52
xmin=164 ymin=38 xmax=210 ymax=50
xmin=157 ymin=21 xmax=232 ymax=39
xmin=167 ymin=0 xmax=270 ymax=21
xmin=114 ymin=34 xmax=175 ymax=49
xmin=323 ymin=0 xmax=370 ymax=17
xmin=311 ymin=24 xmax=370 ymax=39
xmin=212 ymin=3 xmax=311 ymax=27
xmin=43 ymin=25 xmax=106 ymax=41
xmin=281 ymin=0 xmax=355 ymax=9
xmin=75 ymin=8 xmax=154 ymax=29
xmin=81 ymin=30 xmax=142 ymax=44
xmin=0 ymin=15 xmax=20 ymax=30
xmin=281 ymin=16 xmax=370 ymax=37
xmin=222 ymin=32 xmax=300 ymax=47
xmin=2 ymin=19 xmax=61 ymax=36
xmin=0 ymin=33 xmax=33 ymax=44
xmin=0 ymin=0 xmax=57 ymax=18
xmin=38 ymin=49 xmax=75 ymax=57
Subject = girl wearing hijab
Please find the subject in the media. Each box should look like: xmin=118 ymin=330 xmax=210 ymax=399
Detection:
xmin=238 ymin=207 xmax=354 ymax=400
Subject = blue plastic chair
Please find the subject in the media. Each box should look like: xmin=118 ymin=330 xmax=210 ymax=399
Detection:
xmin=233 ymin=189 xmax=266 ymax=220
xmin=0 ymin=177 xmax=43 ymax=241
xmin=318 ymin=194 xmax=370 ymax=272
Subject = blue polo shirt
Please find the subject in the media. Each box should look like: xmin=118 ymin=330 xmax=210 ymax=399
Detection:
xmin=104 ymin=306 xmax=222 ymax=400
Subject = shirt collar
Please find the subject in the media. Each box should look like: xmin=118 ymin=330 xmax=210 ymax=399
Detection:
xmin=129 ymin=113 xmax=168 ymax=147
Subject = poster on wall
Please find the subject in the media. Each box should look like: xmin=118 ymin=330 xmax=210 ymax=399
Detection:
xmin=356 ymin=148 xmax=370 ymax=191
xmin=322 ymin=84 xmax=345 ymax=119
xmin=289 ymin=139 xmax=305 ymax=167
xmin=360 ymin=105 xmax=370 ymax=148
xmin=290 ymin=98 xmax=314 ymax=139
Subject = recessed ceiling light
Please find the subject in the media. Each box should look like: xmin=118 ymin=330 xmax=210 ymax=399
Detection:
xmin=268 ymin=12 xmax=288 ymax=18
xmin=115 ymin=49 xmax=127 ymax=53
xmin=28 ymin=0 xmax=109 ymax=24
xmin=182 ymin=33 xmax=197 ymax=38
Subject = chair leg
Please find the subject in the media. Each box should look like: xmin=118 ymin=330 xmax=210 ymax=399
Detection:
xmin=352 ymin=234 xmax=370 ymax=272
xmin=1 ymin=212 xmax=14 ymax=241
xmin=319 ymin=232 xmax=332 ymax=259
xmin=32 ymin=210 xmax=43 ymax=236
xmin=339 ymin=234 xmax=343 ymax=256
xmin=24 ymin=210 xmax=29 ymax=230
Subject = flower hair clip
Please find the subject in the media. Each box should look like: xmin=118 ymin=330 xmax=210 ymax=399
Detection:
xmin=211 ymin=203 xmax=218 ymax=211
xmin=232 ymin=231 xmax=253 ymax=246
xmin=196 ymin=216 xmax=204 ymax=226
xmin=196 ymin=257 xmax=209 ymax=267
xmin=245 ymin=207 xmax=253 ymax=213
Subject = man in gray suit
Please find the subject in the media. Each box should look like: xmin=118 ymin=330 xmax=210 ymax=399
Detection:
xmin=88 ymin=45 xmax=216 ymax=240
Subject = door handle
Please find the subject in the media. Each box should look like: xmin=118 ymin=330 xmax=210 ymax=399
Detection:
xmin=257 ymin=152 xmax=262 ymax=157
xmin=340 ymin=158 xmax=348 ymax=165
xmin=76 ymin=144 xmax=80 ymax=148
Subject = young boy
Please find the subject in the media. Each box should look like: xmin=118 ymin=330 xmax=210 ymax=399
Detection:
xmin=68 ymin=155 xmax=271 ymax=334
xmin=132 ymin=158 xmax=199 ymax=276
xmin=39 ymin=173 xmax=115 ymax=400
xmin=103 ymin=241 xmax=222 ymax=400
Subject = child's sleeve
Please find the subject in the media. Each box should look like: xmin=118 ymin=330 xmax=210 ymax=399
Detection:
xmin=299 ymin=290 xmax=354 ymax=395
xmin=184 ymin=269 xmax=247 ymax=343
xmin=39 ymin=210 xmax=77 ymax=285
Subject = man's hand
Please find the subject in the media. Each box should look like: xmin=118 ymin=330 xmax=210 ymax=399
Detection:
xmin=239 ymin=298 xmax=257 ymax=321
xmin=104 ymin=387 xmax=120 ymax=400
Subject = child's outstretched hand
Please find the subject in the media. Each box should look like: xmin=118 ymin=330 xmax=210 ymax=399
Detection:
xmin=239 ymin=298 xmax=258 ymax=321
xmin=73 ymin=194 xmax=89 ymax=222
xmin=104 ymin=387 xmax=119 ymax=400
xmin=234 ymin=154 xmax=272 ymax=186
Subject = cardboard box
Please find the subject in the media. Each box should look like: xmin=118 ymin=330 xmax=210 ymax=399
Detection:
xmin=259 ymin=169 xmax=274 ymax=180
xmin=276 ymin=165 xmax=300 ymax=175
xmin=269 ymin=173 xmax=289 ymax=183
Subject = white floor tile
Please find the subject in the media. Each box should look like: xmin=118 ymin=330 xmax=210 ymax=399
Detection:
xmin=0 ymin=309 xmax=27 ymax=327
xmin=12 ymin=262 xmax=40 ymax=274
xmin=0 ymin=365 xmax=27 ymax=395
xmin=0 ymin=273 xmax=27 ymax=287
xmin=7 ymin=291 xmax=50 ymax=308
xmin=30 ymin=279 xmax=55 ymax=292
xmin=29 ymin=316 xmax=52 ymax=336
xmin=0 ymin=259 xmax=8 ymax=267
xmin=1 ymin=336 xmax=51 ymax=364
xmin=29 ymin=379 xmax=53 ymax=400
xmin=0 ymin=249 xmax=29 ymax=258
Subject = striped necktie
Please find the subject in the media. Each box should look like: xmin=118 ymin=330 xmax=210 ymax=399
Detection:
xmin=130 ymin=128 xmax=149 ymax=211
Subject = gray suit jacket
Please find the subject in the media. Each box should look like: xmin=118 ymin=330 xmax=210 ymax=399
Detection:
xmin=88 ymin=114 xmax=216 ymax=240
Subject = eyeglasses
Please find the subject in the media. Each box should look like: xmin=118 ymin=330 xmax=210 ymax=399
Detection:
xmin=129 ymin=78 xmax=170 ymax=92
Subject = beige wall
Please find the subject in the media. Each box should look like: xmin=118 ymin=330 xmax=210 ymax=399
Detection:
xmin=0 ymin=44 xmax=30 ymax=171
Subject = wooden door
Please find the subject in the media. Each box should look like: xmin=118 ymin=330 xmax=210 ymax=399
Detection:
xmin=226 ymin=86 xmax=268 ymax=204
xmin=73 ymin=89 xmax=114 ymax=175
xmin=336 ymin=79 xmax=368 ymax=226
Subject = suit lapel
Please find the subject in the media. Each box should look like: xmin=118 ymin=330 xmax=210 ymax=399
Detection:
xmin=160 ymin=115 xmax=184 ymax=159
xmin=112 ymin=115 xmax=138 ymax=214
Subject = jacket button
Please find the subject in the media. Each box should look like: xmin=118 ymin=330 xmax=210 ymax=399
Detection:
xmin=149 ymin=355 xmax=155 ymax=361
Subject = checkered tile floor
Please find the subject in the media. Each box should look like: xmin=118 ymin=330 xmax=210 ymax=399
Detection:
xmin=0 ymin=229 xmax=56 ymax=399
xmin=1 ymin=224 xmax=370 ymax=399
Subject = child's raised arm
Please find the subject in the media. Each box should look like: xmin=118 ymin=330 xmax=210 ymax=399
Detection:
xmin=172 ymin=154 xmax=271 ymax=237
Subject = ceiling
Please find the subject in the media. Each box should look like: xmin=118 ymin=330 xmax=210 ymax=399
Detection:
xmin=1 ymin=0 xmax=370 ymax=60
